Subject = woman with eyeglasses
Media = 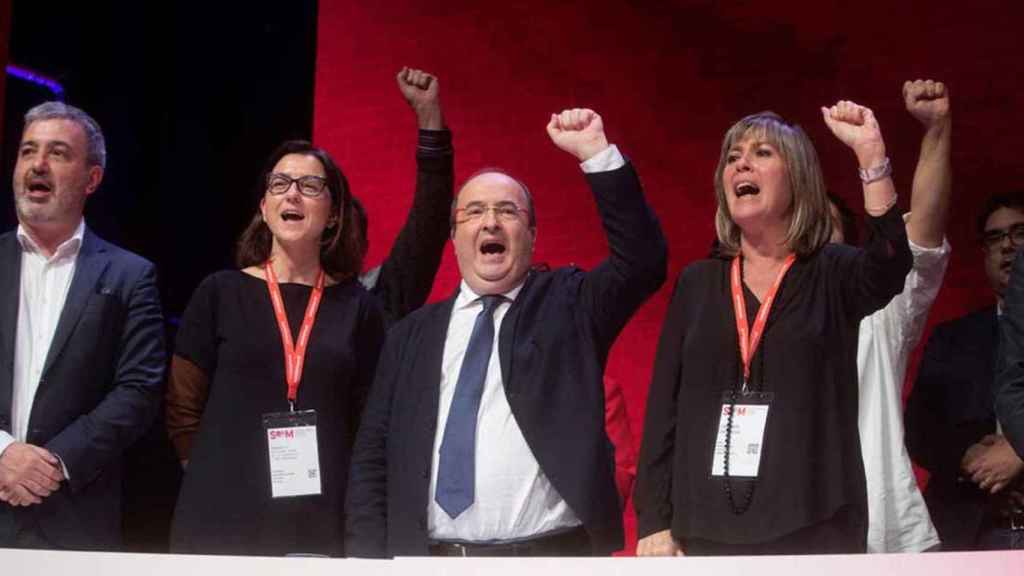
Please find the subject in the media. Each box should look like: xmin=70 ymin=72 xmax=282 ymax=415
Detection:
xmin=165 ymin=140 xmax=385 ymax=556
xmin=634 ymin=102 xmax=913 ymax=555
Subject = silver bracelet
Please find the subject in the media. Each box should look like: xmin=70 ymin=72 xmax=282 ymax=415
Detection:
xmin=859 ymin=157 xmax=892 ymax=184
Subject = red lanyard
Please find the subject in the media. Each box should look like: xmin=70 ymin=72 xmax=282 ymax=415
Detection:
xmin=730 ymin=253 xmax=796 ymax=387
xmin=264 ymin=261 xmax=326 ymax=408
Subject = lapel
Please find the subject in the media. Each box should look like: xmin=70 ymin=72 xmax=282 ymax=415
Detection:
xmin=498 ymin=272 xmax=533 ymax=389
xmin=41 ymin=228 xmax=110 ymax=378
xmin=0 ymin=233 xmax=23 ymax=416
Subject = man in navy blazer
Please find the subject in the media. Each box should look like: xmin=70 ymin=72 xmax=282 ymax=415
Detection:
xmin=346 ymin=108 xmax=667 ymax=557
xmin=0 ymin=102 xmax=165 ymax=549
xmin=905 ymin=191 xmax=1024 ymax=549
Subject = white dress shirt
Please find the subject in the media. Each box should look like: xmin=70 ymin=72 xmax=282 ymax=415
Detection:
xmin=858 ymin=235 xmax=949 ymax=553
xmin=427 ymin=145 xmax=625 ymax=542
xmin=0 ymin=220 xmax=85 ymax=462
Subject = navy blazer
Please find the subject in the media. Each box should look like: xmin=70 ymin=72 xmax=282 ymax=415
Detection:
xmin=0 ymin=228 xmax=166 ymax=549
xmin=904 ymin=305 xmax=998 ymax=550
xmin=345 ymin=162 xmax=667 ymax=557
xmin=997 ymin=250 xmax=1024 ymax=458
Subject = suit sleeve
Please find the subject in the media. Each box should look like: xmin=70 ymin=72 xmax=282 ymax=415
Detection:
xmin=345 ymin=325 xmax=404 ymax=558
xmin=839 ymin=205 xmax=914 ymax=321
xmin=634 ymin=273 xmax=686 ymax=538
xmin=998 ymin=250 xmax=1024 ymax=458
xmin=45 ymin=261 xmax=167 ymax=493
xmin=905 ymin=323 xmax=975 ymax=481
xmin=578 ymin=161 xmax=668 ymax=349
xmin=370 ymin=129 xmax=453 ymax=325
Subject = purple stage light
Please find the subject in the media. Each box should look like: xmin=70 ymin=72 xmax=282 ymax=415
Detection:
xmin=5 ymin=64 xmax=65 ymax=99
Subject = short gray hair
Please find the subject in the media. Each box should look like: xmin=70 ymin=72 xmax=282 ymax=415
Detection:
xmin=24 ymin=101 xmax=107 ymax=169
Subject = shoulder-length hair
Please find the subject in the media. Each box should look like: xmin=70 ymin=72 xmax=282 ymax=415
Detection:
xmin=236 ymin=141 xmax=363 ymax=281
xmin=713 ymin=111 xmax=832 ymax=258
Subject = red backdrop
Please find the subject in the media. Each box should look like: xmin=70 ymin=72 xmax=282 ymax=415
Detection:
xmin=314 ymin=0 xmax=1024 ymax=551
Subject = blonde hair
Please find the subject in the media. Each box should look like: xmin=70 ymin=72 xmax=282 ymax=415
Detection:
xmin=713 ymin=111 xmax=832 ymax=257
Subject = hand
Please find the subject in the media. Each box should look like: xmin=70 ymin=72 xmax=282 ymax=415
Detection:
xmin=396 ymin=67 xmax=442 ymax=130
xmin=636 ymin=529 xmax=685 ymax=556
xmin=546 ymin=108 xmax=609 ymax=162
xmin=903 ymin=79 xmax=951 ymax=129
xmin=964 ymin=435 xmax=1024 ymax=493
xmin=962 ymin=439 xmax=991 ymax=472
xmin=0 ymin=442 xmax=63 ymax=506
xmin=821 ymin=100 xmax=886 ymax=169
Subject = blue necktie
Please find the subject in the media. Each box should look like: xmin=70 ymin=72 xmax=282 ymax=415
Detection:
xmin=436 ymin=294 xmax=503 ymax=519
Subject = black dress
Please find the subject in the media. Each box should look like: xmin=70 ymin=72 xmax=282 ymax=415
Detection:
xmin=169 ymin=271 xmax=385 ymax=556
xmin=634 ymin=207 xmax=912 ymax=552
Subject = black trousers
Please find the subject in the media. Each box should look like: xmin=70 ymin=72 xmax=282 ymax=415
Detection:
xmin=0 ymin=511 xmax=58 ymax=550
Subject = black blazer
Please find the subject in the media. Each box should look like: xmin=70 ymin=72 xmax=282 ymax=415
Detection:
xmin=0 ymin=228 xmax=166 ymax=549
xmin=904 ymin=306 xmax=998 ymax=550
xmin=345 ymin=162 xmax=667 ymax=557
xmin=998 ymin=250 xmax=1024 ymax=458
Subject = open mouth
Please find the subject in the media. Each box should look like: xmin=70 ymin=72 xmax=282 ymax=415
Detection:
xmin=480 ymin=240 xmax=507 ymax=255
xmin=735 ymin=182 xmax=760 ymax=197
xmin=281 ymin=210 xmax=305 ymax=222
xmin=27 ymin=180 xmax=52 ymax=194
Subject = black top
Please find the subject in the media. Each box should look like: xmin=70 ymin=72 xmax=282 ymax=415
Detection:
xmin=170 ymin=271 xmax=385 ymax=556
xmin=635 ymin=206 xmax=912 ymax=546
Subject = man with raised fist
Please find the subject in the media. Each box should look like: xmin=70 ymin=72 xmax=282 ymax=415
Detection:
xmin=345 ymin=108 xmax=666 ymax=557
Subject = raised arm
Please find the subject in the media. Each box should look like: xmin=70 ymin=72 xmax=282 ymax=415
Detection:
xmin=397 ymin=66 xmax=443 ymax=130
xmin=546 ymin=108 xmax=668 ymax=346
xmin=369 ymin=68 xmax=454 ymax=324
xmin=904 ymin=79 xmax=952 ymax=248
xmin=822 ymin=101 xmax=912 ymax=318
xmin=822 ymin=101 xmax=896 ymax=217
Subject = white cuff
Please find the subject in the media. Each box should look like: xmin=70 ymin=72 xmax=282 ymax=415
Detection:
xmin=580 ymin=144 xmax=625 ymax=173
xmin=53 ymin=452 xmax=70 ymax=481
xmin=0 ymin=432 xmax=15 ymax=459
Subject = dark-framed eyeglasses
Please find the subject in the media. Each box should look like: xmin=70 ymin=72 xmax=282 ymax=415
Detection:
xmin=267 ymin=173 xmax=328 ymax=198
xmin=980 ymin=223 xmax=1024 ymax=251
xmin=454 ymin=202 xmax=528 ymax=224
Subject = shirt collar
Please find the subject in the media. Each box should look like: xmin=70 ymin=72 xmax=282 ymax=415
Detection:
xmin=455 ymin=278 xmax=525 ymax=311
xmin=17 ymin=219 xmax=86 ymax=260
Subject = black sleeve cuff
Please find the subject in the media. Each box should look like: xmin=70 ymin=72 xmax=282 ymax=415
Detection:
xmin=417 ymin=128 xmax=452 ymax=154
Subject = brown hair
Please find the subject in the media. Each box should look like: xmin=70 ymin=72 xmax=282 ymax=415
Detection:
xmin=236 ymin=141 xmax=363 ymax=280
xmin=713 ymin=111 xmax=832 ymax=257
